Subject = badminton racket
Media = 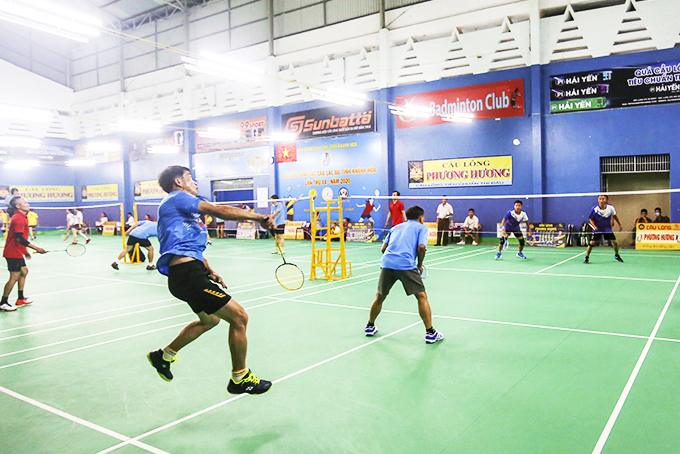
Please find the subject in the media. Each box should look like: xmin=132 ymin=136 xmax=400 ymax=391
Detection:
xmin=44 ymin=243 xmax=86 ymax=257
xmin=270 ymin=229 xmax=304 ymax=290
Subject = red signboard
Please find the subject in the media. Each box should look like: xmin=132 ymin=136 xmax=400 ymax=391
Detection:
xmin=395 ymin=79 xmax=525 ymax=129
xmin=276 ymin=143 xmax=297 ymax=163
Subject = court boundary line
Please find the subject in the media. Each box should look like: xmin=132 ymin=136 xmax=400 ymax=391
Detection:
xmin=534 ymin=251 xmax=587 ymax=274
xmin=0 ymin=384 xmax=169 ymax=454
xmin=427 ymin=267 xmax=677 ymax=283
xmin=591 ymin=272 xmax=680 ymax=454
xmin=276 ymin=296 xmax=680 ymax=344
xmin=93 ymin=320 xmax=424 ymax=454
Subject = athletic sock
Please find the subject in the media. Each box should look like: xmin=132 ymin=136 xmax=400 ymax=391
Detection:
xmin=232 ymin=368 xmax=248 ymax=383
xmin=18 ymin=291 xmax=23 ymax=300
xmin=426 ymin=327 xmax=436 ymax=334
xmin=162 ymin=346 xmax=177 ymax=362
xmin=366 ymin=321 xmax=375 ymax=327
xmin=1 ymin=296 xmax=7 ymax=305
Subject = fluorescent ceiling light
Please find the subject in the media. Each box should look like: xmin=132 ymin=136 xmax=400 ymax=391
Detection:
xmin=0 ymin=104 xmax=53 ymax=123
xmin=309 ymin=87 xmax=367 ymax=107
xmin=267 ymin=132 xmax=298 ymax=142
xmin=388 ymin=104 xmax=430 ymax=118
xmin=148 ymin=145 xmax=180 ymax=154
xmin=182 ymin=55 xmax=264 ymax=84
xmin=112 ymin=120 xmax=162 ymax=134
xmin=441 ymin=113 xmax=474 ymax=123
xmin=0 ymin=0 xmax=101 ymax=43
xmin=66 ymin=160 xmax=96 ymax=167
xmin=196 ymin=128 xmax=241 ymax=140
xmin=0 ymin=136 xmax=42 ymax=148
xmin=85 ymin=141 xmax=121 ymax=153
xmin=4 ymin=160 xmax=40 ymax=168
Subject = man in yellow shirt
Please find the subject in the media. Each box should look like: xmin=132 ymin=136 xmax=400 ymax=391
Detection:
xmin=0 ymin=209 xmax=7 ymax=234
xmin=27 ymin=209 xmax=38 ymax=240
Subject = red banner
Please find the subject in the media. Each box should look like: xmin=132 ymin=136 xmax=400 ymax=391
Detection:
xmin=276 ymin=143 xmax=297 ymax=163
xmin=395 ymin=79 xmax=525 ymax=129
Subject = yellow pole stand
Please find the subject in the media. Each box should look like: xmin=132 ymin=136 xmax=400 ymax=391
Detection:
xmin=309 ymin=191 xmax=351 ymax=282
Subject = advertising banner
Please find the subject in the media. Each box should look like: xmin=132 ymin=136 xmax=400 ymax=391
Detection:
xmin=635 ymin=223 xmax=680 ymax=250
xmin=550 ymin=60 xmax=680 ymax=114
xmin=16 ymin=185 xmax=74 ymax=202
xmin=282 ymin=102 xmax=375 ymax=139
xmin=130 ymin=130 xmax=184 ymax=160
xmin=395 ymin=79 xmax=525 ymax=129
xmin=283 ymin=221 xmax=305 ymax=240
xmin=82 ymin=183 xmax=119 ymax=201
xmin=528 ymin=223 xmax=566 ymax=248
xmin=277 ymin=134 xmax=382 ymax=223
xmin=236 ymin=221 xmax=258 ymax=240
xmin=134 ymin=180 xmax=164 ymax=199
xmin=195 ymin=117 xmax=267 ymax=152
xmin=409 ymin=155 xmax=512 ymax=188
xmin=346 ymin=222 xmax=375 ymax=242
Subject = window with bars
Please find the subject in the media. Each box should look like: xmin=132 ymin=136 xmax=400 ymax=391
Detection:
xmin=600 ymin=154 xmax=670 ymax=174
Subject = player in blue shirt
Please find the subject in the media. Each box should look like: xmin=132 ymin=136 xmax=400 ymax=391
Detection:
xmin=111 ymin=219 xmax=158 ymax=270
xmin=496 ymin=200 xmax=532 ymax=260
xmin=270 ymin=194 xmax=287 ymax=254
xmin=584 ymin=194 xmax=623 ymax=263
xmin=364 ymin=205 xmax=443 ymax=344
xmin=146 ymin=166 xmax=275 ymax=395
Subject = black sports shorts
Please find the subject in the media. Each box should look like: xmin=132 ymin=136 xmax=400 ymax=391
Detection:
xmin=127 ymin=236 xmax=152 ymax=248
xmin=168 ymin=260 xmax=232 ymax=314
xmin=274 ymin=224 xmax=285 ymax=235
xmin=5 ymin=257 xmax=26 ymax=272
xmin=504 ymin=230 xmax=524 ymax=239
xmin=377 ymin=268 xmax=425 ymax=296
xmin=592 ymin=232 xmax=617 ymax=243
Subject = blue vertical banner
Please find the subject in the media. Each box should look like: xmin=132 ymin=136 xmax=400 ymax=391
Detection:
xmin=277 ymin=133 xmax=383 ymax=224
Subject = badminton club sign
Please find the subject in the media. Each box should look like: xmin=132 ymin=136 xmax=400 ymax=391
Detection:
xmin=395 ymin=79 xmax=525 ymax=128
xmin=15 ymin=185 xmax=74 ymax=202
xmin=409 ymin=156 xmax=512 ymax=188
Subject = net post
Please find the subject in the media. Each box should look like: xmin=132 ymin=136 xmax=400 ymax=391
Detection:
xmin=133 ymin=203 xmax=138 ymax=222
xmin=120 ymin=203 xmax=130 ymax=263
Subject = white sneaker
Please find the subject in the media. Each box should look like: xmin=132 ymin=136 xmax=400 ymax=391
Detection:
xmin=0 ymin=302 xmax=17 ymax=312
xmin=472 ymin=241 xmax=478 ymax=245
xmin=425 ymin=329 xmax=444 ymax=344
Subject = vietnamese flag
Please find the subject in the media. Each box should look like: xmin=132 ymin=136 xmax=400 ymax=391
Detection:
xmin=276 ymin=143 xmax=297 ymax=163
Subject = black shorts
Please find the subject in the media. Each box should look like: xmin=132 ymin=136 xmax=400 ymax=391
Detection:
xmin=503 ymin=230 xmax=524 ymax=239
xmin=127 ymin=236 xmax=152 ymax=248
xmin=71 ymin=224 xmax=82 ymax=230
xmin=6 ymin=257 xmax=26 ymax=272
xmin=168 ymin=260 xmax=232 ymax=315
xmin=377 ymin=268 xmax=425 ymax=297
xmin=592 ymin=232 xmax=617 ymax=243
xmin=274 ymin=224 xmax=285 ymax=235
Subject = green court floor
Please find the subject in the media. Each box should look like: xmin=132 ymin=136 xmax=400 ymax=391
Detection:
xmin=0 ymin=235 xmax=678 ymax=454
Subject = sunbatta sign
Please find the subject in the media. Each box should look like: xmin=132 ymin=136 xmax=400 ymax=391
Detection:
xmin=282 ymin=102 xmax=376 ymax=139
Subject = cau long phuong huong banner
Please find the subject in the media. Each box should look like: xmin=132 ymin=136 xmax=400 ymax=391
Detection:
xmin=15 ymin=185 xmax=75 ymax=202
xmin=409 ymin=155 xmax=512 ymax=188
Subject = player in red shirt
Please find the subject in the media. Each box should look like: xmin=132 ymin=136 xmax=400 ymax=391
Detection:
xmin=1 ymin=196 xmax=46 ymax=312
xmin=384 ymin=191 xmax=406 ymax=231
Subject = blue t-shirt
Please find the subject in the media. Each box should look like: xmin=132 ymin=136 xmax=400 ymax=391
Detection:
xmin=589 ymin=204 xmax=616 ymax=232
xmin=380 ymin=220 xmax=428 ymax=270
xmin=130 ymin=220 xmax=158 ymax=239
xmin=503 ymin=209 xmax=528 ymax=231
xmin=156 ymin=191 xmax=208 ymax=275
xmin=271 ymin=201 xmax=286 ymax=226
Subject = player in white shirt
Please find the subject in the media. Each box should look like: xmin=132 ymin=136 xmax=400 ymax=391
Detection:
xmin=460 ymin=208 xmax=481 ymax=245
xmin=584 ymin=194 xmax=623 ymax=263
xmin=435 ymin=197 xmax=453 ymax=246
xmin=64 ymin=208 xmax=90 ymax=245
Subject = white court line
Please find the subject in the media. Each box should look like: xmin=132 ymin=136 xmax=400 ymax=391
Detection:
xmin=591 ymin=272 xmax=680 ymax=454
xmin=0 ymin=313 xmax=194 ymax=358
xmin=95 ymin=320 xmax=424 ymax=454
xmin=427 ymin=266 xmax=677 ymax=283
xmin=426 ymin=248 xmax=493 ymax=266
xmin=53 ymin=273 xmax=168 ymax=287
xmin=0 ymin=301 xmax=185 ymax=342
xmin=534 ymin=251 xmax=586 ymax=274
xmin=0 ymin=384 xmax=169 ymax=454
xmin=0 ymin=298 xmax=176 ymax=334
xmin=29 ymin=281 xmax=121 ymax=298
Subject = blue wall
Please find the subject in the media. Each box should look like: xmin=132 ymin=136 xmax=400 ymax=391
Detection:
xmin=5 ymin=47 xmax=679 ymax=231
